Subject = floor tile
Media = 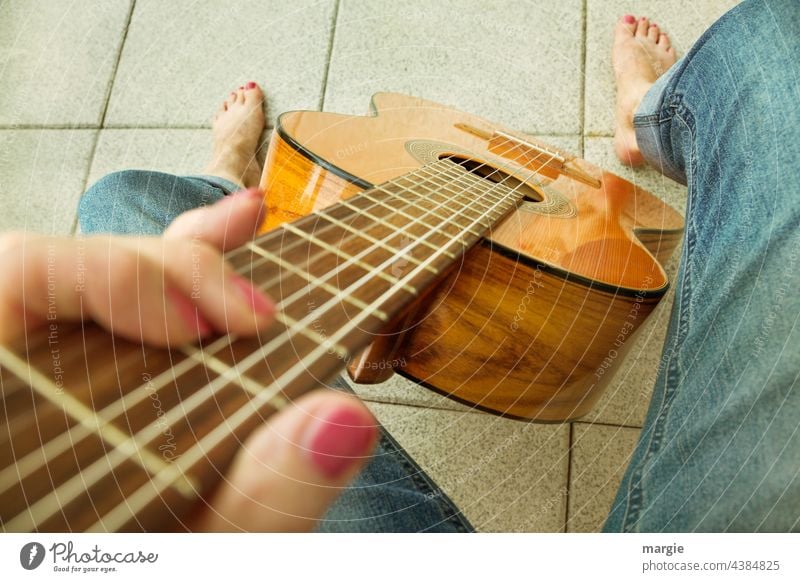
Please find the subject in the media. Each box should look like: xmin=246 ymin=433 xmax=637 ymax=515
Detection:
xmin=0 ymin=0 xmax=132 ymax=127
xmin=87 ymin=129 xmax=213 ymax=187
xmin=367 ymin=401 xmax=570 ymax=532
xmin=324 ymin=0 xmax=584 ymax=134
xmin=0 ymin=130 xmax=96 ymax=234
xmin=567 ymin=422 xmax=640 ymax=532
xmin=584 ymin=0 xmax=741 ymax=136
xmin=104 ymin=0 xmax=336 ymax=128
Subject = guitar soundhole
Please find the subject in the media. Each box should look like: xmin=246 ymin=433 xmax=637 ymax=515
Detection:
xmin=444 ymin=155 xmax=543 ymax=203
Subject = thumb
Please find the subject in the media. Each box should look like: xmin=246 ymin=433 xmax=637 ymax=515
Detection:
xmin=196 ymin=389 xmax=378 ymax=532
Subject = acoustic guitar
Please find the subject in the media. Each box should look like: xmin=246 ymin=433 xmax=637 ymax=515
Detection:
xmin=0 ymin=93 xmax=683 ymax=531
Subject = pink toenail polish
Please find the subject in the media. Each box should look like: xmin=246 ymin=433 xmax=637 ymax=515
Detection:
xmin=624 ymin=14 xmax=635 ymax=24
xmin=246 ymin=81 xmax=256 ymax=89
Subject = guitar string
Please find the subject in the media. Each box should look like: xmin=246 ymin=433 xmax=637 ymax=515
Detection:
xmin=7 ymin=138 xmax=553 ymax=531
xmin=6 ymin=138 xmax=557 ymax=529
xmin=85 ymin=143 xmax=559 ymax=531
xmin=0 ymin=136 xmax=536 ymax=498
xmin=0 ymin=133 xmax=542 ymax=493
xmin=3 ymin=138 xmax=552 ymax=540
xmin=0 ymin=140 xmax=536 ymax=502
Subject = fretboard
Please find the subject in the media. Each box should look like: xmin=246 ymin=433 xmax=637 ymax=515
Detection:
xmin=0 ymin=158 xmax=526 ymax=532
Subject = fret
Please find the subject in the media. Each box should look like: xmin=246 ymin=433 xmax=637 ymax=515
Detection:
xmin=0 ymin=345 xmax=197 ymax=498
xmin=356 ymin=193 xmax=471 ymax=249
xmin=281 ymin=222 xmax=417 ymax=295
xmin=0 ymin=338 xmax=213 ymax=497
xmin=245 ymin=242 xmax=391 ymax=321
xmin=337 ymin=199 xmax=458 ymax=259
xmin=275 ymin=312 xmax=350 ymax=361
xmin=181 ymin=345 xmax=288 ymax=409
xmin=395 ymin=169 xmax=507 ymax=213
xmin=371 ymin=187 xmax=484 ymax=237
xmin=311 ymin=211 xmax=440 ymax=275
xmin=420 ymin=166 xmax=511 ymax=205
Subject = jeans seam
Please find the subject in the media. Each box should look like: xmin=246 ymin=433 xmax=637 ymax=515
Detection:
xmin=620 ymin=102 xmax=697 ymax=531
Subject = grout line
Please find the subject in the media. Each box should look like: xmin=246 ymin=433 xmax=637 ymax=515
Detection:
xmin=70 ymin=0 xmax=136 ymax=236
xmin=572 ymin=419 xmax=643 ymax=430
xmin=318 ymin=0 xmax=341 ymax=112
xmin=579 ymin=0 xmax=587 ymax=156
xmin=564 ymin=422 xmax=574 ymax=532
xmin=98 ymin=0 xmax=137 ymax=129
xmin=0 ymin=123 xmax=276 ymax=131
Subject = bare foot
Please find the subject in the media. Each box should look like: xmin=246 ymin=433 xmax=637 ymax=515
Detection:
xmin=204 ymin=81 xmax=266 ymax=189
xmin=612 ymin=15 xmax=677 ymax=166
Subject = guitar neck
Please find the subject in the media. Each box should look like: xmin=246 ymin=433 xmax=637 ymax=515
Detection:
xmin=0 ymin=158 xmax=525 ymax=531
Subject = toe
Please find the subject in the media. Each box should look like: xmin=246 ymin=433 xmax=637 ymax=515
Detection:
xmin=658 ymin=33 xmax=671 ymax=49
xmin=648 ymin=24 xmax=659 ymax=42
xmin=243 ymin=81 xmax=264 ymax=103
xmin=635 ymin=16 xmax=649 ymax=37
xmin=236 ymin=89 xmax=246 ymax=104
xmin=617 ymin=14 xmax=637 ymax=34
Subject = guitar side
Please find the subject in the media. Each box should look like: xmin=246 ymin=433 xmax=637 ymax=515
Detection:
xmin=258 ymin=93 xmax=683 ymax=421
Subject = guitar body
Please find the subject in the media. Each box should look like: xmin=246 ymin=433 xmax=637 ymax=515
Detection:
xmin=259 ymin=93 xmax=683 ymax=421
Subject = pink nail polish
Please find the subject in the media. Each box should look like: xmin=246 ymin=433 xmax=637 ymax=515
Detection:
xmin=167 ymin=287 xmax=213 ymax=336
xmin=246 ymin=81 xmax=257 ymax=89
xmin=231 ymin=275 xmax=274 ymax=316
xmin=623 ymin=14 xmax=635 ymax=24
xmin=306 ymin=408 xmax=376 ymax=478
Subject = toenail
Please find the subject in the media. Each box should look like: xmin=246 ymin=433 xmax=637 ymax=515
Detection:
xmin=640 ymin=16 xmax=646 ymax=20
xmin=246 ymin=81 xmax=256 ymax=89
xmin=239 ymin=86 xmax=244 ymax=90
xmin=624 ymin=14 xmax=635 ymax=24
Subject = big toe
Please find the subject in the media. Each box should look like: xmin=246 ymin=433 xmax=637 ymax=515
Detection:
xmin=243 ymin=81 xmax=264 ymax=104
xmin=615 ymin=14 xmax=637 ymax=37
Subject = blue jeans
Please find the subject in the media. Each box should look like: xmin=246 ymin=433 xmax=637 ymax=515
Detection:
xmin=78 ymin=0 xmax=799 ymax=532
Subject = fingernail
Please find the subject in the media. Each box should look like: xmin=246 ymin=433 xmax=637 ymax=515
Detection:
xmin=623 ymin=14 xmax=635 ymax=23
xmin=306 ymin=408 xmax=376 ymax=478
xmin=246 ymin=81 xmax=257 ymax=89
xmin=231 ymin=275 xmax=274 ymax=316
xmin=167 ymin=287 xmax=213 ymax=336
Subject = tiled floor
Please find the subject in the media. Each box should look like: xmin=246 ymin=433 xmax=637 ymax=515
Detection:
xmin=0 ymin=0 xmax=740 ymax=531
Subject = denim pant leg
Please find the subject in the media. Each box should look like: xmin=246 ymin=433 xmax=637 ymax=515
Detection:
xmin=605 ymin=0 xmax=800 ymax=532
xmin=78 ymin=170 xmax=240 ymax=235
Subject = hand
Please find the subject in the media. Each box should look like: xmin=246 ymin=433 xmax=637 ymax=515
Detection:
xmin=0 ymin=189 xmax=378 ymax=531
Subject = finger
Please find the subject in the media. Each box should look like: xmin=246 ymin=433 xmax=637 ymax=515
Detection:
xmin=165 ymin=188 xmax=266 ymax=252
xmin=195 ymin=390 xmax=378 ymax=532
xmin=0 ymin=233 xmax=274 ymax=347
xmin=106 ymin=236 xmax=275 ymax=343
